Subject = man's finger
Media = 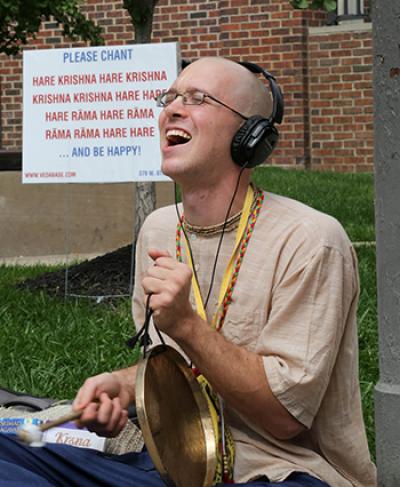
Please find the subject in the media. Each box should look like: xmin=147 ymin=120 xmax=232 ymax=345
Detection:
xmin=106 ymin=397 xmax=124 ymax=433
xmin=73 ymin=373 xmax=112 ymax=410
xmin=148 ymin=248 xmax=172 ymax=261
xmin=142 ymin=276 xmax=166 ymax=296
xmin=73 ymin=382 xmax=97 ymax=410
xmin=146 ymin=265 xmax=170 ymax=278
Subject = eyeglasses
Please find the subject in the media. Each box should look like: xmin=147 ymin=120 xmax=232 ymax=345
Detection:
xmin=155 ymin=90 xmax=248 ymax=120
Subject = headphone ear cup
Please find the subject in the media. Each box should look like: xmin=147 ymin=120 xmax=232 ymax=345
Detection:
xmin=231 ymin=116 xmax=279 ymax=168
xmin=231 ymin=118 xmax=256 ymax=167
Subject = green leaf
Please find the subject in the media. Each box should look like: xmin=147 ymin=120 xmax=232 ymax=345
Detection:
xmin=323 ymin=0 xmax=337 ymax=12
xmin=311 ymin=0 xmax=324 ymax=8
xmin=290 ymin=0 xmax=311 ymax=9
xmin=0 ymin=0 xmax=103 ymax=55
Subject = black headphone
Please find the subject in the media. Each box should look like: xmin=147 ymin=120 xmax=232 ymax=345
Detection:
xmin=181 ymin=59 xmax=284 ymax=168
xmin=231 ymin=61 xmax=284 ymax=168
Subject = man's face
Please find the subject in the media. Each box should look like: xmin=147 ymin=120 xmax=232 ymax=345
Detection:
xmin=158 ymin=60 xmax=247 ymax=186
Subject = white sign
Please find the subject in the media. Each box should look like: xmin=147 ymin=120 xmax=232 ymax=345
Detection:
xmin=43 ymin=426 xmax=106 ymax=451
xmin=22 ymin=43 xmax=179 ymax=183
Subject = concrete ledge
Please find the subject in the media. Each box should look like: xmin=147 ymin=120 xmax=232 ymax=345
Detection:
xmin=310 ymin=21 xmax=372 ymax=35
xmin=0 ymin=252 xmax=101 ymax=267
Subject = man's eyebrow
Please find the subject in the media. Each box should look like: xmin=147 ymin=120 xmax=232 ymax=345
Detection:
xmin=167 ymin=86 xmax=205 ymax=93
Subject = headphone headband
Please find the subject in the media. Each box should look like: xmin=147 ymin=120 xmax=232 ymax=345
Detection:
xmin=237 ymin=61 xmax=284 ymax=125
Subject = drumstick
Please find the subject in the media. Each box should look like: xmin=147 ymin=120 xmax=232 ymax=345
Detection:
xmin=17 ymin=408 xmax=83 ymax=447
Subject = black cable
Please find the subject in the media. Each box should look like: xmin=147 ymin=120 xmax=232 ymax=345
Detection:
xmin=203 ymin=166 xmax=246 ymax=309
xmin=126 ymin=294 xmax=153 ymax=350
xmin=141 ymin=295 xmax=154 ymax=357
xmin=127 ymin=294 xmax=165 ymax=355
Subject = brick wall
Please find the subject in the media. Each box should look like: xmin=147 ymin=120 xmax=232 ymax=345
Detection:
xmin=0 ymin=0 xmax=373 ymax=171
xmin=308 ymin=24 xmax=373 ymax=172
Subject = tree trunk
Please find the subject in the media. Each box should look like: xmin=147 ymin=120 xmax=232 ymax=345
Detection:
xmin=123 ymin=1 xmax=159 ymax=242
xmin=133 ymin=4 xmax=156 ymax=44
xmin=134 ymin=181 xmax=156 ymax=240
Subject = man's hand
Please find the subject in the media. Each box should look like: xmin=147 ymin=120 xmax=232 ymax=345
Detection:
xmin=72 ymin=369 xmax=135 ymax=437
xmin=142 ymin=248 xmax=197 ymax=338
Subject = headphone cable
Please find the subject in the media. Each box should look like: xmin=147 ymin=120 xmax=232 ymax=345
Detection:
xmin=203 ymin=166 xmax=246 ymax=309
xmin=174 ymin=165 xmax=247 ymax=313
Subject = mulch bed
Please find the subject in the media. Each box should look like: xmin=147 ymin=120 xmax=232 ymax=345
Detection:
xmin=17 ymin=245 xmax=134 ymax=301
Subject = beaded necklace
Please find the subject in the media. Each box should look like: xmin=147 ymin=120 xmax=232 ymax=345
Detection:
xmin=175 ymin=185 xmax=264 ymax=331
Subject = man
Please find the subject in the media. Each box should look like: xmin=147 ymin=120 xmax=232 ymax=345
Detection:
xmin=0 ymin=57 xmax=376 ymax=486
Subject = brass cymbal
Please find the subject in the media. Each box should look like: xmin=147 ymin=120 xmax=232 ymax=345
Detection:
xmin=136 ymin=345 xmax=217 ymax=487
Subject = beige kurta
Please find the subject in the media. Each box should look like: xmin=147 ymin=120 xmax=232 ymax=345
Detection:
xmin=132 ymin=190 xmax=377 ymax=486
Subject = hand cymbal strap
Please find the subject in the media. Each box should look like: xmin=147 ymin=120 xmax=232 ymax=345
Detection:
xmin=127 ymin=295 xmax=165 ymax=357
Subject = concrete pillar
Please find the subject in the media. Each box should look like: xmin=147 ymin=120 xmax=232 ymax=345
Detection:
xmin=373 ymin=1 xmax=400 ymax=485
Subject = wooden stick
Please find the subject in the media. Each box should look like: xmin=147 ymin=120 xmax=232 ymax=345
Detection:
xmin=39 ymin=409 xmax=82 ymax=432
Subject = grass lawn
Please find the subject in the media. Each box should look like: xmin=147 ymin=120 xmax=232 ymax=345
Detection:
xmin=0 ymin=265 xmax=138 ymax=400
xmin=0 ymin=167 xmax=378 ymax=457
xmin=252 ymin=167 xmax=375 ymax=242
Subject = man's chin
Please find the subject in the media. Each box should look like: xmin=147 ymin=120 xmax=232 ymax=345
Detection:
xmin=161 ymin=160 xmax=186 ymax=180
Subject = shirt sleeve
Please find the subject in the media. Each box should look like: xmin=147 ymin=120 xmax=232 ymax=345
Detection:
xmin=259 ymin=244 xmax=359 ymax=428
xmin=131 ymin=225 xmax=148 ymax=329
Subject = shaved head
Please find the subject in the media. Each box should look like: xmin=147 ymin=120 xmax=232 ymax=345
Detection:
xmin=180 ymin=57 xmax=273 ymax=118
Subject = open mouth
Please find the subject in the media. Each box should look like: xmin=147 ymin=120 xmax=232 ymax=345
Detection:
xmin=166 ymin=129 xmax=192 ymax=146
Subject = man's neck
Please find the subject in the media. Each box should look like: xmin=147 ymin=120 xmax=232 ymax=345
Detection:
xmin=181 ymin=176 xmax=251 ymax=227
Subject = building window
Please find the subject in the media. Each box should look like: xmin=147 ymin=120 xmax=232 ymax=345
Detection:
xmin=327 ymin=0 xmax=368 ymax=24
xmin=338 ymin=0 xmax=364 ymax=19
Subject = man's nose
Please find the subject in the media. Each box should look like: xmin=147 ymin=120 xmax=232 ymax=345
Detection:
xmin=164 ymin=95 xmax=187 ymax=116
